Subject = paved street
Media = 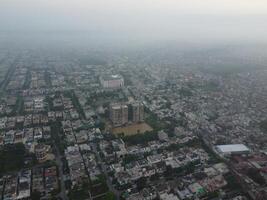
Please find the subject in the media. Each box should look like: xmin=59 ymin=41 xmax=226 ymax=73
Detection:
xmin=54 ymin=144 xmax=69 ymax=200
xmin=91 ymin=143 xmax=121 ymax=200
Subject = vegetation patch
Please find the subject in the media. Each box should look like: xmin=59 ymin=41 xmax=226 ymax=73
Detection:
xmin=0 ymin=143 xmax=27 ymax=174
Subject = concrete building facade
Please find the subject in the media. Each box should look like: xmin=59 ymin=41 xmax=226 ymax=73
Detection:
xmin=110 ymin=103 xmax=128 ymax=127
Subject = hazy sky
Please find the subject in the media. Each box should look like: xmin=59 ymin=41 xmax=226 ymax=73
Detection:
xmin=1 ymin=0 xmax=267 ymax=45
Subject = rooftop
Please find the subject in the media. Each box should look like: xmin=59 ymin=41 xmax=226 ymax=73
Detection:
xmin=102 ymin=74 xmax=123 ymax=81
xmin=216 ymin=144 xmax=250 ymax=153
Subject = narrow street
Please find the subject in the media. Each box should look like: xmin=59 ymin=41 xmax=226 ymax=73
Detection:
xmin=91 ymin=143 xmax=121 ymax=200
xmin=54 ymin=144 xmax=69 ymax=200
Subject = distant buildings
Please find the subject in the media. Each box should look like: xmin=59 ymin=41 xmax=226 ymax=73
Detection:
xmin=110 ymin=101 xmax=144 ymax=127
xmin=100 ymin=74 xmax=124 ymax=89
xmin=110 ymin=103 xmax=128 ymax=127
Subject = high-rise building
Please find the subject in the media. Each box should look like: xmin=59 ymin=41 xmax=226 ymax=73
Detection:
xmin=110 ymin=101 xmax=144 ymax=127
xmin=131 ymin=102 xmax=144 ymax=123
xmin=110 ymin=103 xmax=128 ymax=127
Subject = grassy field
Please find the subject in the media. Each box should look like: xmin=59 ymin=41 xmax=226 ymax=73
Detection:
xmin=112 ymin=122 xmax=153 ymax=136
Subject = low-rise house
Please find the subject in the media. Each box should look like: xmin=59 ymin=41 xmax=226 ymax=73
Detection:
xmin=159 ymin=193 xmax=179 ymax=200
xmin=158 ymin=130 xmax=169 ymax=142
xmin=65 ymin=145 xmax=87 ymax=187
xmin=17 ymin=170 xmax=31 ymax=200
xmin=147 ymin=154 xmax=163 ymax=165
xmin=32 ymin=114 xmax=40 ymax=125
xmin=44 ymin=166 xmax=59 ymax=194
xmin=43 ymin=126 xmax=51 ymax=139
xmin=14 ymin=130 xmax=24 ymax=144
xmin=4 ymin=130 xmax=15 ymax=144
xmin=188 ymin=182 xmax=205 ymax=197
xmin=32 ymin=167 xmax=45 ymax=196
xmin=75 ymin=130 xmax=88 ymax=144
xmin=40 ymin=115 xmax=49 ymax=124
xmin=0 ymin=132 xmax=4 ymax=145
xmin=175 ymin=188 xmax=193 ymax=200
xmin=48 ymin=111 xmax=56 ymax=122
xmin=34 ymin=127 xmax=43 ymax=141
xmin=16 ymin=116 xmax=25 ymax=124
xmin=24 ymin=128 xmax=34 ymax=143
xmin=3 ymin=175 xmax=17 ymax=200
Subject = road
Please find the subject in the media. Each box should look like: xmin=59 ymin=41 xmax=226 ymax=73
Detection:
xmin=91 ymin=143 xmax=122 ymax=200
xmin=54 ymin=144 xmax=69 ymax=200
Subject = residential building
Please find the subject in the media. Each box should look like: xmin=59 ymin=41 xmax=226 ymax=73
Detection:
xmin=110 ymin=103 xmax=128 ymax=127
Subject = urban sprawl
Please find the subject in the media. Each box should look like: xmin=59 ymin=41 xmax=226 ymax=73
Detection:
xmin=0 ymin=48 xmax=267 ymax=200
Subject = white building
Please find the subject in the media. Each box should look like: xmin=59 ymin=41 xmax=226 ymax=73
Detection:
xmin=216 ymin=144 xmax=250 ymax=156
xmin=100 ymin=74 xmax=124 ymax=89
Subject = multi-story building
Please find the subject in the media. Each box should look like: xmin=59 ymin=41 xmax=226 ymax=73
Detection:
xmin=110 ymin=103 xmax=128 ymax=127
xmin=100 ymin=74 xmax=124 ymax=89
xmin=131 ymin=102 xmax=144 ymax=123
xmin=35 ymin=144 xmax=49 ymax=162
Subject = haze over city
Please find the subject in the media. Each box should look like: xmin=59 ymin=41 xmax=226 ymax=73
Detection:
xmin=1 ymin=1 xmax=267 ymax=200
xmin=1 ymin=0 xmax=267 ymax=46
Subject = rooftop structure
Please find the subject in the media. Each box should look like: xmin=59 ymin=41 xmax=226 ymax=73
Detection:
xmin=216 ymin=144 xmax=250 ymax=155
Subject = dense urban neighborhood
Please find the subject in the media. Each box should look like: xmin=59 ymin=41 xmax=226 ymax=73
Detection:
xmin=1 ymin=46 xmax=267 ymax=200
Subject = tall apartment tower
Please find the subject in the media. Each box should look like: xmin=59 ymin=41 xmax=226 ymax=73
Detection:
xmin=110 ymin=103 xmax=128 ymax=127
xmin=131 ymin=102 xmax=144 ymax=123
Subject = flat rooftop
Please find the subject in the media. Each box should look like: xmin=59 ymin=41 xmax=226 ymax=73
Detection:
xmin=216 ymin=144 xmax=250 ymax=153
xmin=111 ymin=104 xmax=128 ymax=109
xmin=102 ymin=74 xmax=123 ymax=80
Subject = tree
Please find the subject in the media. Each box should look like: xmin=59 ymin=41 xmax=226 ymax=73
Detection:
xmin=0 ymin=143 xmax=26 ymax=173
xmin=123 ymin=154 xmax=139 ymax=165
xmin=136 ymin=177 xmax=147 ymax=191
xmin=247 ymin=168 xmax=266 ymax=185
xmin=31 ymin=191 xmax=41 ymax=200
xmin=105 ymin=192 xmax=116 ymax=200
